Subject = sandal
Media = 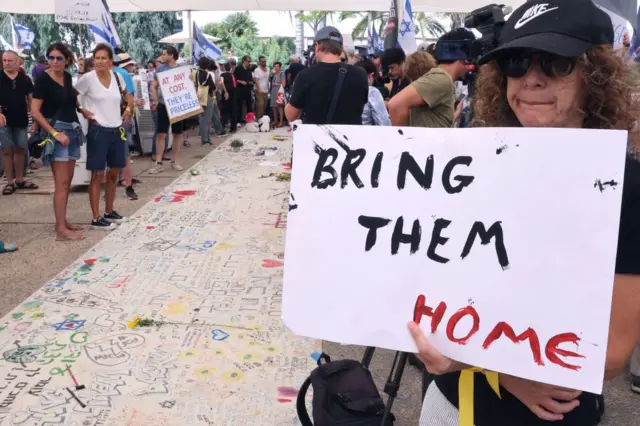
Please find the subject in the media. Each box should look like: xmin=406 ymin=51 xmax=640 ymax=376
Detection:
xmin=183 ymin=141 xmax=192 ymax=148
xmin=15 ymin=181 xmax=39 ymax=190
xmin=0 ymin=242 xmax=18 ymax=253
xmin=2 ymin=183 xmax=15 ymax=195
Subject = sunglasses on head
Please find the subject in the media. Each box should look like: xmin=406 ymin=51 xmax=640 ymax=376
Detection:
xmin=47 ymin=55 xmax=65 ymax=63
xmin=497 ymin=51 xmax=578 ymax=79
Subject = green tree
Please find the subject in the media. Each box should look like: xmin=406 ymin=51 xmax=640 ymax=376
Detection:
xmin=202 ymin=12 xmax=258 ymax=51
xmin=113 ymin=12 xmax=180 ymax=63
xmin=298 ymin=11 xmax=335 ymax=35
xmin=201 ymin=13 xmax=292 ymax=65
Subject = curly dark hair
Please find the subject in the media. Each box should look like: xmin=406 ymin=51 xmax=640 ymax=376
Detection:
xmin=474 ymin=46 xmax=640 ymax=153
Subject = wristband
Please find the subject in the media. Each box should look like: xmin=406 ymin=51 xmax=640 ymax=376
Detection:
xmin=50 ymin=131 xmax=60 ymax=137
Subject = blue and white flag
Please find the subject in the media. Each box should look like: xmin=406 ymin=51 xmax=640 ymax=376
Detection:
xmin=367 ymin=23 xmax=384 ymax=54
xmin=193 ymin=22 xmax=222 ymax=62
xmin=11 ymin=17 xmax=35 ymax=51
xmin=397 ymin=0 xmax=417 ymax=54
xmin=89 ymin=2 xmax=121 ymax=49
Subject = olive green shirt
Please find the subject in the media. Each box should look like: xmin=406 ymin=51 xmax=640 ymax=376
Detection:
xmin=409 ymin=67 xmax=455 ymax=128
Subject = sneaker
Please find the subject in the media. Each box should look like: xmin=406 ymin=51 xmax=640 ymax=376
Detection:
xmin=216 ymin=131 xmax=228 ymax=137
xmin=171 ymin=162 xmax=183 ymax=171
xmin=631 ymin=375 xmax=640 ymax=394
xmin=126 ymin=186 xmax=139 ymax=200
xmin=104 ymin=210 xmax=128 ymax=224
xmin=149 ymin=163 xmax=164 ymax=174
xmin=91 ymin=217 xmax=118 ymax=231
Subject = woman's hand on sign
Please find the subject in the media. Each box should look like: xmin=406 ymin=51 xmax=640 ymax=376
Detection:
xmin=499 ymin=374 xmax=581 ymax=421
xmin=135 ymin=98 xmax=145 ymax=108
xmin=407 ymin=321 xmax=467 ymax=375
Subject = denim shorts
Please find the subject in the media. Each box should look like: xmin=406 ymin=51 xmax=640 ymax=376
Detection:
xmin=53 ymin=127 xmax=81 ymax=162
xmin=86 ymin=124 xmax=126 ymax=171
xmin=0 ymin=126 xmax=28 ymax=150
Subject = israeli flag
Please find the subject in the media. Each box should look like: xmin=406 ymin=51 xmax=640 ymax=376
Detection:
xmin=89 ymin=3 xmax=121 ymax=48
xmin=193 ymin=22 xmax=222 ymax=62
xmin=397 ymin=0 xmax=417 ymax=54
xmin=11 ymin=17 xmax=35 ymax=51
xmin=367 ymin=23 xmax=384 ymax=54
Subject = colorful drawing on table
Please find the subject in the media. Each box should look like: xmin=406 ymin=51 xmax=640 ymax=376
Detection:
xmin=175 ymin=240 xmax=218 ymax=253
xmin=3 ymin=343 xmax=46 ymax=365
xmin=154 ymin=190 xmax=198 ymax=203
xmin=262 ymin=259 xmax=284 ymax=268
xmin=212 ymin=242 xmax=234 ymax=251
xmin=42 ymin=291 xmax=123 ymax=313
xmin=23 ymin=300 xmax=43 ymax=311
xmin=52 ymin=318 xmax=86 ymax=331
xmin=83 ymin=333 xmax=145 ymax=366
xmin=276 ymin=386 xmax=299 ymax=403
xmin=282 ymin=124 xmax=628 ymax=394
xmin=211 ymin=329 xmax=230 ymax=341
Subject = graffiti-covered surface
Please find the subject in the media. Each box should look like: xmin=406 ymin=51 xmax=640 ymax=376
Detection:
xmin=0 ymin=131 xmax=318 ymax=426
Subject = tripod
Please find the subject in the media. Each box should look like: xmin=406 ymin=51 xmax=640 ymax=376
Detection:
xmin=361 ymin=347 xmax=434 ymax=425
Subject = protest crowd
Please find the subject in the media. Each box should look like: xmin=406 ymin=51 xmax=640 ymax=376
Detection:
xmin=1 ymin=0 xmax=640 ymax=425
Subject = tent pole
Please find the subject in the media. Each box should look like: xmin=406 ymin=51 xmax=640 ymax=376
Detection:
xmin=187 ymin=10 xmax=193 ymax=64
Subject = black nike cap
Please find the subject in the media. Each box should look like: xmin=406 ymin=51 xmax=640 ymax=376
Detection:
xmin=479 ymin=0 xmax=614 ymax=64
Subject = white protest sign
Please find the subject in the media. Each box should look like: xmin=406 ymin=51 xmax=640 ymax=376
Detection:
xmin=597 ymin=5 xmax=633 ymax=48
xmin=157 ymin=66 xmax=203 ymax=123
xmin=283 ymin=125 xmax=628 ymax=394
xmin=55 ymin=0 xmax=101 ymax=24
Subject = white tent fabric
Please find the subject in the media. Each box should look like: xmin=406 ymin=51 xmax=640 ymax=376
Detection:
xmin=1 ymin=0 xmax=526 ymax=14
xmin=158 ymin=29 xmax=219 ymax=44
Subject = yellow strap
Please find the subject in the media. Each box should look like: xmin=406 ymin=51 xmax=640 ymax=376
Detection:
xmin=459 ymin=368 xmax=501 ymax=426
xmin=37 ymin=137 xmax=53 ymax=147
xmin=119 ymin=127 xmax=127 ymax=141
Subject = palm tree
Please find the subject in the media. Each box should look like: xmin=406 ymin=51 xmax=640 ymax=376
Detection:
xmin=440 ymin=12 xmax=467 ymax=30
xmin=339 ymin=11 xmax=447 ymax=40
xmin=298 ymin=11 xmax=335 ymax=35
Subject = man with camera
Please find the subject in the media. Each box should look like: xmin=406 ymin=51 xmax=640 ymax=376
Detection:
xmin=388 ymin=28 xmax=475 ymax=127
xmin=285 ymin=26 xmax=368 ymax=125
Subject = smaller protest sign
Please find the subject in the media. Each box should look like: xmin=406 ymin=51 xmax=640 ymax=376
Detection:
xmin=157 ymin=66 xmax=203 ymax=123
xmin=55 ymin=0 xmax=101 ymax=24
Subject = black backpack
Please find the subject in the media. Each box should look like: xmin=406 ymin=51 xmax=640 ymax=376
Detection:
xmin=296 ymin=353 xmax=394 ymax=426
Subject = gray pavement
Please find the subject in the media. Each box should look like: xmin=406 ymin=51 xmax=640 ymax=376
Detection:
xmin=0 ymin=130 xmax=638 ymax=425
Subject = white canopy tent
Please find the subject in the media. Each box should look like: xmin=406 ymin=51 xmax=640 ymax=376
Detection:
xmin=0 ymin=0 xmax=526 ymax=14
xmin=158 ymin=29 xmax=219 ymax=44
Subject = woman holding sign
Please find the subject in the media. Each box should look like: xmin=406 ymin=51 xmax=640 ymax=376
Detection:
xmin=412 ymin=1 xmax=640 ymax=425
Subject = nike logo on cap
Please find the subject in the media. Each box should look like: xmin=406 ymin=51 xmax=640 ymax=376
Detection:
xmin=514 ymin=3 xmax=559 ymax=29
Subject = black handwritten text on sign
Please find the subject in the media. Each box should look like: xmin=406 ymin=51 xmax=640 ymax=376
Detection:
xmin=309 ymin=128 xmax=509 ymax=269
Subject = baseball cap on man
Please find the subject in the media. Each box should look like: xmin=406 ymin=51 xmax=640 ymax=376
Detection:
xmin=315 ymin=26 xmax=343 ymax=44
xmin=479 ymin=0 xmax=614 ymax=64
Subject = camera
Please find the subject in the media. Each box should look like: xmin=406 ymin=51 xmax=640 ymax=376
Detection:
xmin=461 ymin=4 xmax=511 ymax=95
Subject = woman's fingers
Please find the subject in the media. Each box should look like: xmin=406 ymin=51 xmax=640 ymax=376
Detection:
xmin=407 ymin=321 xmax=449 ymax=373
xmin=530 ymin=404 xmax=564 ymax=422
xmin=549 ymin=387 xmax=582 ymax=401
xmin=539 ymin=397 xmax=580 ymax=415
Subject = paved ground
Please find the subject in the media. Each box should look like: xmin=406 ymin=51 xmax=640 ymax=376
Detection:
xmin=0 ymin=129 xmax=638 ymax=425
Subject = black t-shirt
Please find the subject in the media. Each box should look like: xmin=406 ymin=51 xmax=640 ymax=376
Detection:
xmin=32 ymin=71 xmax=78 ymax=124
xmin=390 ymin=77 xmax=410 ymax=98
xmin=286 ymin=63 xmax=306 ymax=86
xmin=289 ymin=62 xmax=368 ymax=125
xmin=0 ymin=71 xmax=33 ymax=128
xmin=196 ymin=69 xmax=215 ymax=97
xmin=233 ymin=65 xmax=253 ymax=89
xmin=434 ymin=156 xmax=640 ymax=426
xmin=221 ymin=72 xmax=235 ymax=95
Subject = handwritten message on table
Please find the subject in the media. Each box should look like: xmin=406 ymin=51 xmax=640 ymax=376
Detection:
xmin=157 ymin=66 xmax=202 ymax=124
xmin=55 ymin=0 xmax=101 ymax=24
xmin=283 ymin=125 xmax=628 ymax=393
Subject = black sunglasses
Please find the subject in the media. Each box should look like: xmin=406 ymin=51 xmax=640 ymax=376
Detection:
xmin=497 ymin=51 xmax=578 ymax=79
xmin=47 ymin=55 xmax=65 ymax=63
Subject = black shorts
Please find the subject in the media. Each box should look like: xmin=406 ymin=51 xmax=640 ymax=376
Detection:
xmin=157 ymin=103 xmax=184 ymax=135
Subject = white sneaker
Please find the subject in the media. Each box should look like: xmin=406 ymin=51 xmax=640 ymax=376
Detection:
xmin=171 ymin=162 xmax=183 ymax=171
xmin=149 ymin=163 xmax=164 ymax=174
